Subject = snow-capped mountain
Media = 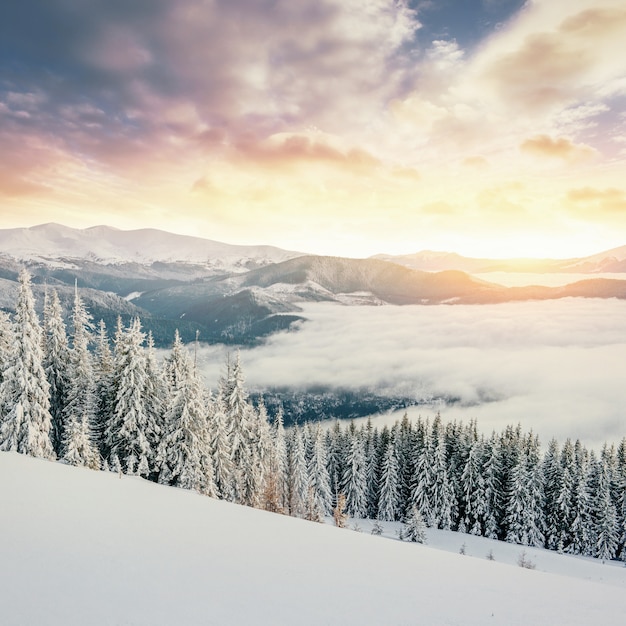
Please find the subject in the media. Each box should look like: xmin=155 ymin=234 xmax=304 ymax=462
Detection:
xmin=0 ymin=223 xmax=303 ymax=270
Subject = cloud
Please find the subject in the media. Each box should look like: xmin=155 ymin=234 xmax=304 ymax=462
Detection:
xmin=463 ymin=156 xmax=489 ymax=169
xmin=478 ymin=2 xmax=626 ymax=113
xmin=520 ymin=135 xmax=597 ymax=161
xmin=193 ymin=299 xmax=626 ymax=448
xmin=0 ymin=0 xmax=420 ymax=153
xmin=566 ymin=187 xmax=626 ymax=213
xmin=231 ymin=131 xmax=381 ymax=173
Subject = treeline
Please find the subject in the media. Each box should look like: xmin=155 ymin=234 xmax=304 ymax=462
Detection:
xmin=319 ymin=416 xmax=626 ymax=560
xmin=1 ymin=270 xmax=625 ymax=561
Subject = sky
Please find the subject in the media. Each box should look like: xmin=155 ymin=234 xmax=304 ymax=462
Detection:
xmin=1 ymin=0 xmax=626 ymax=258
xmin=194 ymin=299 xmax=626 ymax=449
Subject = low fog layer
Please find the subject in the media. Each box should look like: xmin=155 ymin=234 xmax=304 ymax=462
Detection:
xmin=193 ymin=298 xmax=626 ymax=448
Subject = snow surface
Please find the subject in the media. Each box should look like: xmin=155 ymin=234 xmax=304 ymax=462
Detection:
xmin=1 ymin=452 xmax=625 ymax=626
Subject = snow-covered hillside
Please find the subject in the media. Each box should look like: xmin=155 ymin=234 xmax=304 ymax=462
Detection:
xmin=1 ymin=452 xmax=624 ymax=626
xmin=0 ymin=223 xmax=302 ymax=268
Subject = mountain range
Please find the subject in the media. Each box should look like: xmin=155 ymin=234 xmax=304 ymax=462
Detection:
xmin=1 ymin=223 xmax=625 ymax=346
xmin=374 ymin=245 xmax=626 ymax=274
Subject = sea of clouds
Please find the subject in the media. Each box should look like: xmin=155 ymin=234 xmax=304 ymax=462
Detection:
xmin=194 ymin=298 xmax=626 ymax=449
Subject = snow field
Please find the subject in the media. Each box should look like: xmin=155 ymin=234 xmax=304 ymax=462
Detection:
xmin=1 ymin=452 xmax=625 ymax=626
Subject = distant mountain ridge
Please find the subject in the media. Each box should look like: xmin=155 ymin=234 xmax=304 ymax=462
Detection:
xmin=373 ymin=246 xmax=626 ymax=274
xmin=0 ymin=223 xmax=303 ymax=270
xmin=1 ymin=223 xmax=626 ymax=347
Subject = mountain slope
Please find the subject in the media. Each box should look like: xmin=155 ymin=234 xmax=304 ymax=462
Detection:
xmin=1 ymin=452 xmax=624 ymax=626
xmin=234 ymin=255 xmax=502 ymax=304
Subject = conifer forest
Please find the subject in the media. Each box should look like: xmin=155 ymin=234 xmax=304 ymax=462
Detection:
xmin=1 ymin=270 xmax=625 ymax=561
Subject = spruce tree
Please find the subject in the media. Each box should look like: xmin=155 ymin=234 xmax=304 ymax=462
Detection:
xmin=288 ymin=426 xmax=309 ymax=517
xmin=158 ymin=339 xmax=215 ymax=496
xmin=542 ymin=438 xmax=563 ymax=550
xmin=480 ymin=434 xmax=501 ymax=539
xmin=326 ymin=421 xmax=346 ymax=509
xmin=0 ymin=270 xmax=54 ymax=459
xmin=93 ymin=319 xmax=115 ymax=456
xmin=62 ymin=285 xmax=99 ymax=468
xmin=594 ymin=456 xmax=619 ymax=560
xmin=268 ymin=406 xmax=289 ymax=512
xmin=429 ymin=428 xmax=455 ymax=530
xmin=505 ymin=433 xmax=545 ymax=547
xmin=568 ymin=441 xmax=592 ymax=555
xmin=208 ymin=389 xmax=234 ymax=501
xmin=410 ymin=428 xmax=436 ymax=526
xmin=458 ymin=439 xmax=485 ymax=535
xmin=401 ymin=505 xmax=427 ymax=543
xmin=143 ymin=331 xmax=165 ymax=477
xmin=224 ymin=352 xmax=259 ymax=505
xmin=554 ymin=439 xmax=576 ymax=552
xmin=104 ymin=318 xmax=153 ymax=476
xmin=307 ymin=424 xmax=333 ymax=516
xmin=42 ymin=289 xmax=71 ymax=455
xmin=341 ymin=431 xmax=368 ymax=518
xmin=377 ymin=437 xmax=401 ymax=521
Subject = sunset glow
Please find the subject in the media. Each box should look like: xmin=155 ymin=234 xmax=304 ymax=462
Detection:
xmin=1 ymin=0 xmax=625 ymax=257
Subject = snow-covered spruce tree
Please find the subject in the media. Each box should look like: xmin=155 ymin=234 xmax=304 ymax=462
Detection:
xmin=238 ymin=403 xmax=268 ymax=509
xmin=363 ymin=419 xmax=380 ymax=519
xmin=224 ymin=351 xmax=262 ymax=506
xmin=143 ymin=331 xmax=165 ymax=477
xmin=446 ymin=419 xmax=476 ymax=528
xmin=104 ymin=318 xmax=154 ymax=476
xmin=326 ymin=420 xmax=346 ymax=509
xmin=505 ymin=433 xmax=545 ymax=547
xmin=593 ymin=454 xmax=619 ymax=560
xmin=341 ymin=429 xmax=368 ymax=519
xmin=93 ymin=319 xmax=115 ymax=457
xmin=42 ymin=289 xmax=71 ymax=455
xmin=553 ymin=439 xmax=577 ymax=552
xmin=163 ymin=330 xmax=192 ymax=397
xmin=0 ymin=270 xmax=54 ymax=458
xmin=458 ymin=438 xmax=485 ymax=535
xmin=542 ymin=438 xmax=564 ymax=551
xmin=207 ymin=389 xmax=234 ymax=501
xmin=568 ymin=441 xmax=592 ymax=555
xmin=429 ymin=427 xmax=455 ymax=530
xmin=401 ymin=505 xmax=427 ymax=543
xmin=396 ymin=413 xmax=417 ymax=516
xmin=255 ymin=398 xmax=275 ymax=504
xmin=307 ymin=424 xmax=333 ymax=517
xmin=157 ymin=337 xmax=215 ymax=496
xmin=288 ymin=426 xmax=309 ymax=517
xmin=62 ymin=284 xmax=100 ymax=468
xmin=504 ymin=440 xmax=528 ymax=546
xmin=263 ymin=405 xmax=288 ymax=513
xmin=63 ymin=408 xmax=101 ymax=469
xmin=377 ymin=435 xmax=401 ymax=522
xmin=495 ymin=424 xmax=523 ymax=539
xmin=479 ymin=434 xmax=501 ymax=540
xmin=409 ymin=426 xmax=435 ymax=526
